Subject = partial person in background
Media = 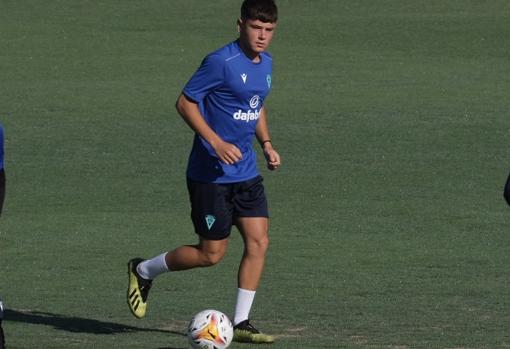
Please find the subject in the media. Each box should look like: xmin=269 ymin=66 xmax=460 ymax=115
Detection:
xmin=0 ymin=299 xmax=4 ymax=349
xmin=0 ymin=123 xmax=5 ymax=215
xmin=0 ymin=122 xmax=6 ymax=349
xmin=504 ymin=172 xmax=510 ymax=206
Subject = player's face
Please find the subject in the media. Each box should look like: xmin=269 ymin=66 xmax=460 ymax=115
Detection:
xmin=238 ymin=19 xmax=277 ymax=56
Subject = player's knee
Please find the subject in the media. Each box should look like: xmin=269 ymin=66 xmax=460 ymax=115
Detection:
xmin=201 ymin=250 xmax=225 ymax=266
xmin=247 ymin=235 xmax=270 ymax=256
xmin=197 ymin=239 xmax=228 ymax=266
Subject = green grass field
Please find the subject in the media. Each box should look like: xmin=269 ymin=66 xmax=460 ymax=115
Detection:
xmin=1 ymin=1 xmax=509 ymax=348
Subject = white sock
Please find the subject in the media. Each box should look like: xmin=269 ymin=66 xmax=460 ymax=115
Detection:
xmin=233 ymin=288 xmax=256 ymax=326
xmin=136 ymin=252 xmax=169 ymax=280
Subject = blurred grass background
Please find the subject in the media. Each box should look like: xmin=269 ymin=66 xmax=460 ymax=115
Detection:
xmin=0 ymin=1 xmax=509 ymax=348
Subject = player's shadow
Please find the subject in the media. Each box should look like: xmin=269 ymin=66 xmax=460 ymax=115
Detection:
xmin=4 ymin=309 xmax=185 ymax=337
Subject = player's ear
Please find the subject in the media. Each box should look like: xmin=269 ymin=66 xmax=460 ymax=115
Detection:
xmin=237 ymin=18 xmax=243 ymax=33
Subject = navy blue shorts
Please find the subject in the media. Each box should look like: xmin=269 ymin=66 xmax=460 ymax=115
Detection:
xmin=187 ymin=176 xmax=269 ymax=240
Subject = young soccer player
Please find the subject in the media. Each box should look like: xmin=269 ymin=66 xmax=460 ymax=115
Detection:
xmin=127 ymin=0 xmax=280 ymax=344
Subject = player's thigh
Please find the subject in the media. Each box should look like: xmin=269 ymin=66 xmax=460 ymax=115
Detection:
xmin=236 ymin=217 xmax=270 ymax=251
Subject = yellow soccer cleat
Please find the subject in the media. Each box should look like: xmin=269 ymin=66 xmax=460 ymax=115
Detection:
xmin=127 ymin=258 xmax=152 ymax=319
xmin=233 ymin=320 xmax=275 ymax=344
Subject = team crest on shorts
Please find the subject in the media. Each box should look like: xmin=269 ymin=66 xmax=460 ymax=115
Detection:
xmin=205 ymin=215 xmax=216 ymax=230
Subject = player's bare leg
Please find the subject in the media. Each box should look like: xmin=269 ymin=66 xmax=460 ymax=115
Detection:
xmin=233 ymin=217 xmax=274 ymax=343
xmin=236 ymin=217 xmax=269 ymax=290
xmin=128 ymin=238 xmax=228 ymax=319
xmin=165 ymin=238 xmax=229 ymax=270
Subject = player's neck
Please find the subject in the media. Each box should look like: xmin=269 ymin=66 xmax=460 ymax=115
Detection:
xmin=238 ymin=40 xmax=261 ymax=63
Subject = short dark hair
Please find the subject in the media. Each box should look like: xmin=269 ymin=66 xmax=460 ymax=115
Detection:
xmin=241 ymin=0 xmax=278 ymax=23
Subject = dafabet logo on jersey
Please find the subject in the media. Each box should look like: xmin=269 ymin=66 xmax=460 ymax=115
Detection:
xmin=232 ymin=95 xmax=261 ymax=122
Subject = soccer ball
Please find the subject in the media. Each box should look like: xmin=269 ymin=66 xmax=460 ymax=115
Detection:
xmin=187 ymin=309 xmax=233 ymax=349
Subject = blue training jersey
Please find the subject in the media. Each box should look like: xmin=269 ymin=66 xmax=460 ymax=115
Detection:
xmin=183 ymin=40 xmax=273 ymax=183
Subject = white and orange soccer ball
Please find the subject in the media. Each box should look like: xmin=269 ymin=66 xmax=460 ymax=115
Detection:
xmin=187 ymin=309 xmax=234 ymax=349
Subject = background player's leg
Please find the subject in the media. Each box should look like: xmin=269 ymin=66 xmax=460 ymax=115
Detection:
xmin=0 ymin=298 xmax=5 ymax=349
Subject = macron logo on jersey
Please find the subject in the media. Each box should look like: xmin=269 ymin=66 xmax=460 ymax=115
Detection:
xmin=241 ymin=73 xmax=247 ymax=83
xmin=233 ymin=95 xmax=261 ymax=122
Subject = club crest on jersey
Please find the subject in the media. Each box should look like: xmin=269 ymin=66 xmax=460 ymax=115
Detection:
xmin=266 ymin=74 xmax=271 ymax=88
xmin=241 ymin=73 xmax=247 ymax=83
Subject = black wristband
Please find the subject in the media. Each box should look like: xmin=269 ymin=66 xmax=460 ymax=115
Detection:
xmin=260 ymin=140 xmax=271 ymax=147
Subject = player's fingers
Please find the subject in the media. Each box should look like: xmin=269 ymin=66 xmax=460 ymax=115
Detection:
xmin=268 ymin=151 xmax=280 ymax=164
xmin=219 ymin=152 xmax=233 ymax=165
xmin=226 ymin=147 xmax=242 ymax=163
xmin=267 ymin=152 xmax=280 ymax=170
xmin=224 ymin=149 xmax=241 ymax=164
xmin=230 ymin=146 xmax=242 ymax=161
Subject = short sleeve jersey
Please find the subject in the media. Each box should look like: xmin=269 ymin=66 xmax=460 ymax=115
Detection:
xmin=183 ymin=40 xmax=273 ymax=183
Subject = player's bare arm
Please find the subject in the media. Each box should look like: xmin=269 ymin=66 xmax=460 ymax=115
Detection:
xmin=256 ymin=106 xmax=280 ymax=170
xmin=176 ymin=94 xmax=242 ymax=165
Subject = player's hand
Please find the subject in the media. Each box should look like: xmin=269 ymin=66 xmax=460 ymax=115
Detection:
xmin=213 ymin=140 xmax=243 ymax=165
xmin=263 ymin=144 xmax=280 ymax=171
